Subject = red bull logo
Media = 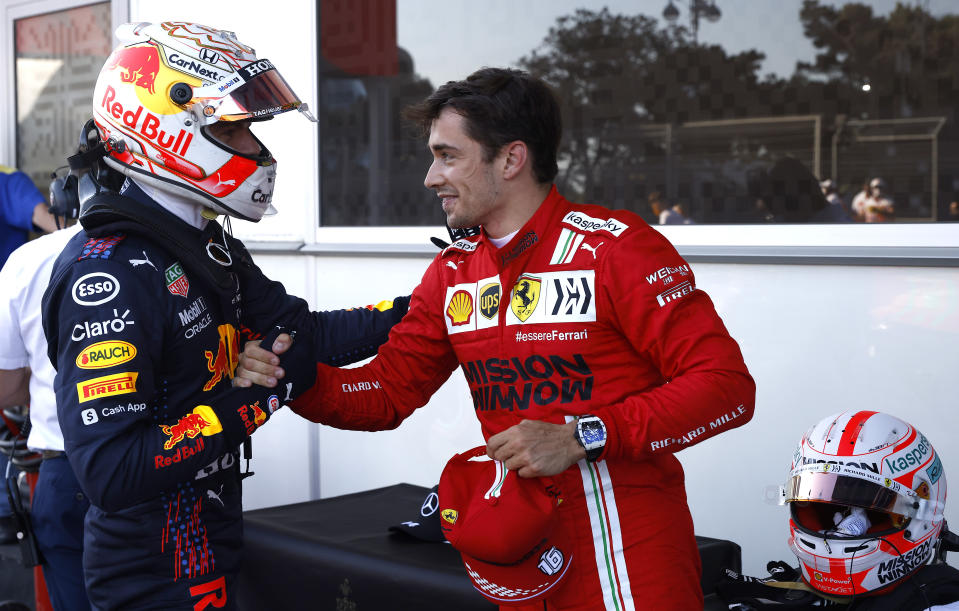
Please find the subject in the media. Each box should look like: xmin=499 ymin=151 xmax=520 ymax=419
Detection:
xmin=238 ymin=401 xmax=266 ymax=435
xmin=107 ymin=43 xmax=161 ymax=94
xmin=101 ymin=87 xmax=194 ymax=157
xmin=160 ymin=405 xmax=223 ymax=450
xmin=203 ymin=324 xmax=239 ymax=391
xmin=252 ymin=402 xmax=267 ymax=426
xmin=161 ymin=413 xmax=210 ymax=450
xmin=155 ymin=437 xmax=204 ymax=468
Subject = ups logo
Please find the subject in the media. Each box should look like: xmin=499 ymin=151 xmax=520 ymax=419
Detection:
xmin=479 ymin=283 xmax=500 ymax=320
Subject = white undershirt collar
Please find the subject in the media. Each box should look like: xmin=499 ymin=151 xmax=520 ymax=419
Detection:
xmin=489 ymin=229 xmax=519 ymax=249
xmin=131 ymin=178 xmax=210 ymax=230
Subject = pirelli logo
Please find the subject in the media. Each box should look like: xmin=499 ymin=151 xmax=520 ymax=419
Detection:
xmin=77 ymin=372 xmax=138 ymax=403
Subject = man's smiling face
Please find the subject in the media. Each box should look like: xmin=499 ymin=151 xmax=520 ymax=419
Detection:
xmin=424 ymin=108 xmax=505 ymax=230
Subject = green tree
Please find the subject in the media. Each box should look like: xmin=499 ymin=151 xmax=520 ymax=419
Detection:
xmin=517 ymin=8 xmax=780 ymax=218
xmin=797 ymin=0 xmax=959 ymax=120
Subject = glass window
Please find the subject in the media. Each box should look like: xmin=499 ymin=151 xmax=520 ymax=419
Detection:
xmin=317 ymin=1 xmax=959 ymax=227
xmin=15 ymin=2 xmax=112 ymax=198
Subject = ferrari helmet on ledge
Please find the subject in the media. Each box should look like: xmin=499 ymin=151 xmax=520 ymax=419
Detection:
xmin=92 ymin=21 xmax=315 ymax=221
xmin=783 ymin=410 xmax=946 ymax=598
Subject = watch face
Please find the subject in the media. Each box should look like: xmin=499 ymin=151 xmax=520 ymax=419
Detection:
xmin=582 ymin=427 xmax=605 ymax=446
xmin=578 ymin=417 xmax=606 ymax=452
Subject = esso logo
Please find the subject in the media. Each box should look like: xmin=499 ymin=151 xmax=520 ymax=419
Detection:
xmin=72 ymin=272 xmax=120 ymax=306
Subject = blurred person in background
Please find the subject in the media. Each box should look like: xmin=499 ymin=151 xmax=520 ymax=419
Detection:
xmin=0 ymin=164 xmax=58 ymax=546
xmin=862 ymin=177 xmax=895 ymax=223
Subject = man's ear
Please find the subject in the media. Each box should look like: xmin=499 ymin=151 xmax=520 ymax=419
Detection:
xmin=501 ymin=141 xmax=529 ymax=180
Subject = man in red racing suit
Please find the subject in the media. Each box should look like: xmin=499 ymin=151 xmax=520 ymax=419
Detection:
xmin=240 ymin=68 xmax=755 ymax=610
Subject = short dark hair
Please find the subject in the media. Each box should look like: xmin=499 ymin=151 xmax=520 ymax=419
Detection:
xmin=403 ymin=67 xmax=561 ymax=184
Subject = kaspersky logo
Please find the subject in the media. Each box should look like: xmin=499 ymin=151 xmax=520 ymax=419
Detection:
xmin=203 ymin=324 xmax=239 ymax=391
xmin=160 ymin=405 xmax=223 ymax=450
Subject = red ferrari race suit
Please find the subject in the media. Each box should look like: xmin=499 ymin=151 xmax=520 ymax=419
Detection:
xmin=292 ymin=186 xmax=756 ymax=610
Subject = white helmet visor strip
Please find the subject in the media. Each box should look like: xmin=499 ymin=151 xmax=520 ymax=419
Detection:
xmin=780 ymin=463 xmax=943 ymax=522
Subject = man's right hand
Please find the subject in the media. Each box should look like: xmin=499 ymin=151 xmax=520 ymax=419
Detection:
xmin=234 ymin=332 xmax=294 ymax=388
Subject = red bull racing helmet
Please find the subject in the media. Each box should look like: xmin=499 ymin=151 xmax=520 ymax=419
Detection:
xmin=92 ymin=21 xmax=315 ymax=221
xmin=783 ymin=411 xmax=946 ymax=598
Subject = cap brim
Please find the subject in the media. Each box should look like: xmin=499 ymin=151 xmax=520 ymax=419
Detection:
xmin=387 ymin=521 xmax=446 ymax=543
xmin=462 ymin=546 xmax=573 ymax=604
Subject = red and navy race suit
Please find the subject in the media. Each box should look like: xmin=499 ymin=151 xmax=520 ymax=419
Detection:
xmin=292 ymin=186 xmax=756 ymax=610
xmin=41 ymin=183 xmax=407 ymax=610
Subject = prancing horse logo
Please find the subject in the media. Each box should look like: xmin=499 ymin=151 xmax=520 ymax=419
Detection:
xmin=510 ymin=274 xmax=541 ymax=322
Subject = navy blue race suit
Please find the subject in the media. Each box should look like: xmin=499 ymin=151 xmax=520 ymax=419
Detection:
xmin=41 ymin=180 xmax=407 ymax=610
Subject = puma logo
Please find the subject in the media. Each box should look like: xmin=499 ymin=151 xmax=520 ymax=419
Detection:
xmin=129 ymin=251 xmax=156 ymax=270
xmin=580 ymin=242 xmax=604 ymax=259
xmin=206 ymin=485 xmax=225 ymax=507
xmin=216 ymin=173 xmax=236 ymax=187
xmin=446 ymin=261 xmax=462 ymax=270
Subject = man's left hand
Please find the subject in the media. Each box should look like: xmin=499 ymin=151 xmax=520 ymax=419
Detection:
xmin=486 ymin=419 xmax=585 ymax=478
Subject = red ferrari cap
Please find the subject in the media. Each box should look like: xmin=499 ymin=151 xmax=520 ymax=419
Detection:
xmin=438 ymin=446 xmax=573 ymax=605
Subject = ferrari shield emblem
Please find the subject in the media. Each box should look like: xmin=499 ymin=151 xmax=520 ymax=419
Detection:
xmin=510 ymin=274 xmax=541 ymax=322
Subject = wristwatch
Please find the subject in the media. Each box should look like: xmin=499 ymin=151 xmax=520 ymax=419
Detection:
xmin=574 ymin=415 xmax=607 ymax=462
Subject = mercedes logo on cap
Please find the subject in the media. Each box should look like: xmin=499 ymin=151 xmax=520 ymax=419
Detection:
xmin=421 ymin=491 xmax=439 ymax=517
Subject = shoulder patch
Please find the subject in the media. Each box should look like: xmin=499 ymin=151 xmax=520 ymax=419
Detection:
xmin=78 ymin=234 xmax=126 ymax=261
xmin=561 ymin=211 xmax=629 ymax=237
xmin=443 ymin=239 xmax=479 ymax=255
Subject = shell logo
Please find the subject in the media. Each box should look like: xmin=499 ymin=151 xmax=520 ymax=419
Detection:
xmin=446 ymin=290 xmax=473 ymax=326
xmin=441 ymin=508 xmax=458 ymax=525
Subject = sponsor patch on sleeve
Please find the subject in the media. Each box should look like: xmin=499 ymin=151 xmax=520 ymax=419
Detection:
xmin=160 ymin=405 xmax=223 ymax=450
xmin=655 ymin=280 xmax=696 ymax=307
xmin=443 ymin=239 xmax=479 ymax=254
xmin=561 ymin=211 xmax=629 ymax=236
xmin=77 ymin=372 xmax=138 ymax=403
xmin=76 ymin=340 xmax=137 ymax=369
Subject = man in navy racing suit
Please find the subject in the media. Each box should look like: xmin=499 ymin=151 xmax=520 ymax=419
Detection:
xmin=41 ymin=21 xmax=407 ymax=610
